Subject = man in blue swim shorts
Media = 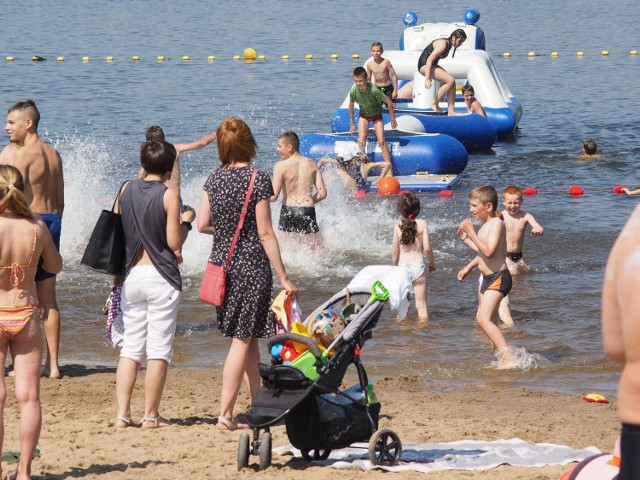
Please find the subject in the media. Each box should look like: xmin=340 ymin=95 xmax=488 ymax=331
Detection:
xmin=1 ymin=99 xmax=65 ymax=379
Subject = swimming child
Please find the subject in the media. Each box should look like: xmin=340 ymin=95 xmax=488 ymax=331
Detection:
xmin=349 ymin=66 xmax=397 ymax=180
xmin=366 ymin=42 xmax=398 ymax=100
xmin=318 ymin=152 xmax=390 ymax=197
xmin=391 ymin=192 xmax=436 ymax=322
xmin=417 ymin=28 xmax=467 ymax=115
xmin=457 ymin=185 xmax=516 ymax=368
xmin=462 ymin=84 xmax=487 ymax=117
xmin=582 ymin=138 xmax=598 ymax=156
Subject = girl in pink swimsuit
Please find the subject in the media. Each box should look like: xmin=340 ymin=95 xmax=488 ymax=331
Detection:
xmin=0 ymin=165 xmax=62 ymax=480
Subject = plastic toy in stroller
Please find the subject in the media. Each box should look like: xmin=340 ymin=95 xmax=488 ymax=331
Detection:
xmin=237 ymin=277 xmax=405 ymax=470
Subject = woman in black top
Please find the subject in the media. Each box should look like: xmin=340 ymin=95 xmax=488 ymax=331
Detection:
xmin=417 ymin=29 xmax=467 ymax=115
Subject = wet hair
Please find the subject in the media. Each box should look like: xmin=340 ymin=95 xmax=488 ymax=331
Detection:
xmin=470 ymin=184 xmax=499 ymax=212
xmin=145 ymin=125 xmax=166 ymax=141
xmin=0 ymin=165 xmax=34 ymax=219
xmin=502 ymin=185 xmax=523 ymax=200
xmin=279 ymin=131 xmax=300 ymax=152
xmin=139 ymin=140 xmax=176 ymax=175
xmin=7 ymin=99 xmax=40 ymax=129
xmin=461 ymin=84 xmax=475 ymax=95
xmin=397 ymin=192 xmax=421 ymax=246
xmin=448 ymin=29 xmax=467 ymax=58
xmin=216 ymin=117 xmax=257 ymax=166
xmin=353 ymin=66 xmax=367 ymax=79
xmin=371 ymin=42 xmax=384 ymax=52
xmin=583 ymin=139 xmax=598 ymax=155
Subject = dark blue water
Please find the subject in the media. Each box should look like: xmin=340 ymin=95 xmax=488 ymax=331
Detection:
xmin=1 ymin=0 xmax=639 ymax=394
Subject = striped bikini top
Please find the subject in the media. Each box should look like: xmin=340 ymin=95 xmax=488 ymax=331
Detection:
xmin=0 ymin=224 xmax=38 ymax=288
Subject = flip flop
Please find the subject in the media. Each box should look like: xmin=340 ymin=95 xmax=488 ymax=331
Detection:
xmin=141 ymin=416 xmax=172 ymax=428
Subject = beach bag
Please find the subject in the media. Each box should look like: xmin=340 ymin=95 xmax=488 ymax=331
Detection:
xmin=81 ymin=182 xmax=128 ymax=276
xmin=199 ymin=170 xmax=257 ymax=306
xmin=104 ymin=282 xmax=124 ymax=349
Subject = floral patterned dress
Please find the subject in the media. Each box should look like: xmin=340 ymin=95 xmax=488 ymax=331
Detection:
xmin=203 ymin=166 xmax=275 ymax=339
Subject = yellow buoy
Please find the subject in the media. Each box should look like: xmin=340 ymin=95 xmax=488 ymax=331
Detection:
xmin=577 ymin=51 xmax=584 ymax=56
xmin=503 ymin=52 xmax=511 ymax=58
xmin=106 ymin=56 xmax=114 ymax=62
xmin=207 ymin=55 xmax=216 ymax=61
xmin=282 ymin=55 xmax=289 ymax=60
xmin=56 ymin=56 xmax=64 ymax=62
xmin=601 ymin=50 xmax=609 ymax=56
xmin=157 ymin=56 xmax=165 ymax=61
xmin=527 ymin=51 xmax=535 ymax=57
xmin=331 ymin=54 xmax=338 ymax=59
xmin=352 ymin=54 xmax=360 ymax=59
xmin=233 ymin=55 xmax=240 ymax=61
xmin=243 ymin=48 xmax=257 ymax=60
xmin=631 ymin=50 xmax=638 ymax=55
xmin=258 ymin=55 xmax=266 ymax=60
xmin=6 ymin=56 xmax=14 ymax=62
xmin=132 ymin=56 xmax=140 ymax=61
xmin=551 ymin=52 xmax=559 ymax=57
xmin=182 ymin=55 xmax=190 ymax=61
xmin=305 ymin=54 xmax=313 ymax=60
xmin=82 ymin=56 xmax=90 ymax=62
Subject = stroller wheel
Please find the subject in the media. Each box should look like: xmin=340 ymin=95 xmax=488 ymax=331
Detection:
xmin=300 ymin=448 xmax=332 ymax=461
xmin=369 ymin=429 xmax=402 ymax=466
xmin=237 ymin=432 xmax=250 ymax=471
xmin=258 ymin=432 xmax=272 ymax=470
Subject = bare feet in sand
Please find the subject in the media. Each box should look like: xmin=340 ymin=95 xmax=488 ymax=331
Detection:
xmin=41 ymin=366 xmax=61 ymax=379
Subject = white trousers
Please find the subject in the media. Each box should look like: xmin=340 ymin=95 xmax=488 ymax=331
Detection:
xmin=120 ymin=265 xmax=180 ymax=363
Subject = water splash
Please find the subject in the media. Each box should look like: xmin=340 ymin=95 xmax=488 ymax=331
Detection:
xmin=493 ymin=345 xmax=552 ymax=371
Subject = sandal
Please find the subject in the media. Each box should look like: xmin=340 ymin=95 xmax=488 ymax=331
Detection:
xmin=217 ymin=416 xmax=237 ymax=431
xmin=141 ymin=416 xmax=172 ymax=429
xmin=115 ymin=416 xmax=133 ymax=428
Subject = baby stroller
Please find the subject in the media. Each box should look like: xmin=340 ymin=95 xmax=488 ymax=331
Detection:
xmin=237 ymin=267 xmax=411 ymax=471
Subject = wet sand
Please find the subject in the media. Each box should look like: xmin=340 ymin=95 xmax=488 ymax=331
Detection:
xmin=1 ymin=366 xmax=619 ymax=479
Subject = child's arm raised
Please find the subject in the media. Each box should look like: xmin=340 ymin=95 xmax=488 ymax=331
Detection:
xmin=460 ymin=218 xmax=502 ymax=258
xmin=525 ymin=213 xmax=544 ymax=236
xmin=457 ymin=221 xmax=478 ymax=252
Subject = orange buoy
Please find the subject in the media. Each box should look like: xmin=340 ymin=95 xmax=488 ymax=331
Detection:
xmin=523 ymin=187 xmax=538 ymax=195
xmin=569 ymin=186 xmax=584 ymax=196
xmin=377 ymin=177 xmax=401 ymax=196
xmin=614 ymin=185 xmax=628 ymax=194
xmin=439 ymin=189 xmax=453 ymax=198
xmin=353 ymin=190 xmax=366 ymax=200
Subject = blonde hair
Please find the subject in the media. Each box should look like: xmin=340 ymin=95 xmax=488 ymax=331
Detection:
xmin=0 ymin=165 xmax=35 ymax=219
xmin=470 ymin=184 xmax=501 ymax=217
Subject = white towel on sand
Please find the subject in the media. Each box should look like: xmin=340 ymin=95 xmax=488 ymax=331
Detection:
xmin=274 ymin=438 xmax=600 ymax=472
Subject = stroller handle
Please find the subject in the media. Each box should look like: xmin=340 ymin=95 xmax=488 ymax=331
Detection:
xmin=268 ymin=332 xmax=323 ymax=359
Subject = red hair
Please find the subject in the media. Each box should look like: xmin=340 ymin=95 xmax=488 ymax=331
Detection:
xmin=216 ymin=118 xmax=257 ymax=166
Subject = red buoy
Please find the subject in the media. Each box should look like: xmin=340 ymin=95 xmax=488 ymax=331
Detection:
xmin=377 ymin=177 xmax=401 ymax=196
xmin=523 ymin=187 xmax=538 ymax=195
xmin=439 ymin=190 xmax=453 ymax=198
xmin=614 ymin=185 xmax=628 ymax=194
xmin=354 ymin=190 xmax=366 ymax=200
xmin=569 ymin=186 xmax=584 ymax=196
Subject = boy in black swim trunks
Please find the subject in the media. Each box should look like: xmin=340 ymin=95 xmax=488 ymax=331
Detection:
xmin=366 ymin=42 xmax=398 ymax=100
xmin=456 ymin=185 xmax=516 ymax=368
xmin=271 ymin=131 xmax=327 ymax=248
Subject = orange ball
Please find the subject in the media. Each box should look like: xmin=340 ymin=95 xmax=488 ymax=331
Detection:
xmin=377 ymin=176 xmax=401 ymax=196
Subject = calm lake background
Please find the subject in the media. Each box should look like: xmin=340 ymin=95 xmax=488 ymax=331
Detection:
xmin=1 ymin=0 xmax=639 ymax=395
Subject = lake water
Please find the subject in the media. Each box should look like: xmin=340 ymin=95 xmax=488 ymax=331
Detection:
xmin=1 ymin=0 xmax=639 ymax=395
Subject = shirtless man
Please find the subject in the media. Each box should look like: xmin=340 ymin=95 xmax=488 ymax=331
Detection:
xmin=1 ymin=99 xmax=64 ymax=379
xmin=271 ymin=131 xmax=327 ymax=248
xmin=366 ymin=42 xmax=398 ymax=100
xmin=602 ymin=203 xmax=640 ymax=479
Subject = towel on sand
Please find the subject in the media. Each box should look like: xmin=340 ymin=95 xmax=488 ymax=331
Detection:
xmin=274 ymin=438 xmax=600 ymax=472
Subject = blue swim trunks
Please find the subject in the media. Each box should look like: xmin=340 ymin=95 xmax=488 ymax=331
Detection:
xmin=35 ymin=213 xmax=62 ymax=281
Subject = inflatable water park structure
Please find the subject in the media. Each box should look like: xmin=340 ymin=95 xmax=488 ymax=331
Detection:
xmin=300 ymin=9 xmax=523 ymax=193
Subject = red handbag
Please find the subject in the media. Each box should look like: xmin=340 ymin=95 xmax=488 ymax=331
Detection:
xmin=199 ymin=169 xmax=257 ymax=306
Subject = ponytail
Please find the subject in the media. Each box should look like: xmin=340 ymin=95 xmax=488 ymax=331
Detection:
xmin=0 ymin=165 xmax=35 ymax=220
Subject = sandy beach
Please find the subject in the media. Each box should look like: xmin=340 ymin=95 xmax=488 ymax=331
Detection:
xmin=0 ymin=365 xmax=619 ymax=479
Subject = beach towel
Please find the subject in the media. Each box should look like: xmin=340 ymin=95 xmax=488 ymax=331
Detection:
xmin=347 ymin=265 xmax=412 ymax=319
xmin=271 ymin=289 xmax=302 ymax=333
xmin=104 ymin=282 xmax=124 ymax=349
xmin=274 ymin=438 xmax=600 ymax=473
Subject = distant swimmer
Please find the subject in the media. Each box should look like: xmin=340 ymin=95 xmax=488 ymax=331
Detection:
xmin=366 ymin=42 xmax=398 ymax=100
xmin=0 ymin=99 xmax=64 ymax=379
xmin=581 ymin=138 xmax=602 ymax=158
xmin=270 ymin=131 xmax=326 ymax=249
xmin=417 ymin=28 xmax=467 ymax=115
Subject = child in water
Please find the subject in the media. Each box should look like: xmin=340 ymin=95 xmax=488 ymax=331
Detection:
xmin=391 ymin=192 xmax=436 ymax=322
xmin=462 ymin=84 xmax=487 ymax=117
